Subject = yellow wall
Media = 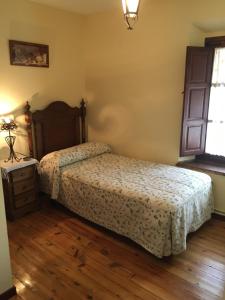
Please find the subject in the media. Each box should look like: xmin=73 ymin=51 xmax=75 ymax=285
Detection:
xmin=0 ymin=179 xmax=13 ymax=294
xmin=0 ymin=0 xmax=85 ymax=159
xmin=210 ymin=174 xmax=225 ymax=214
xmin=84 ymin=0 xmax=203 ymax=163
xmin=84 ymin=0 xmax=225 ymax=213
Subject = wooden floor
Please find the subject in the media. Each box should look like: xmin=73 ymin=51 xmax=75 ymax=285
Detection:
xmin=7 ymin=203 xmax=225 ymax=300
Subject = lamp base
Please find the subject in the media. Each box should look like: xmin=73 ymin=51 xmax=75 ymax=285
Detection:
xmin=4 ymin=135 xmax=22 ymax=163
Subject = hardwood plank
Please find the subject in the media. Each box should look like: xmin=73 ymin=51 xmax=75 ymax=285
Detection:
xmin=7 ymin=204 xmax=225 ymax=300
xmin=9 ymin=220 xmax=158 ymax=300
xmin=10 ymin=236 xmax=120 ymax=300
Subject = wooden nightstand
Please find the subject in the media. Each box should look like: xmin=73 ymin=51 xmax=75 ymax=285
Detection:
xmin=1 ymin=159 xmax=40 ymax=220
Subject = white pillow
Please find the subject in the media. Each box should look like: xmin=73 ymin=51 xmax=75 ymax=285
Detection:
xmin=40 ymin=142 xmax=112 ymax=168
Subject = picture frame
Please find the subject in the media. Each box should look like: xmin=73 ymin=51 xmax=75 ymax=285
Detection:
xmin=9 ymin=40 xmax=49 ymax=68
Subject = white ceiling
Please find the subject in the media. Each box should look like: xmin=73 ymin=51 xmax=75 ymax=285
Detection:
xmin=30 ymin=0 xmax=119 ymax=15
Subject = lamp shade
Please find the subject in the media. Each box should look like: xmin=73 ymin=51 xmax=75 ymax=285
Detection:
xmin=122 ymin=0 xmax=140 ymax=30
xmin=0 ymin=115 xmax=16 ymax=132
xmin=1 ymin=114 xmax=14 ymax=124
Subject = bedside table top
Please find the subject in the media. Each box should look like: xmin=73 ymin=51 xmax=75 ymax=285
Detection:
xmin=0 ymin=158 xmax=38 ymax=174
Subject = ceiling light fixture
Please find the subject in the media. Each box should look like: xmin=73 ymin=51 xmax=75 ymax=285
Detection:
xmin=122 ymin=0 xmax=140 ymax=30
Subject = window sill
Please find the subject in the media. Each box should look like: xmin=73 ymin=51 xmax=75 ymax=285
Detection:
xmin=177 ymin=160 xmax=225 ymax=176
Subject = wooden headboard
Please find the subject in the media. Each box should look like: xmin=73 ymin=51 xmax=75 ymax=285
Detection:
xmin=24 ymin=100 xmax=86 ymax=161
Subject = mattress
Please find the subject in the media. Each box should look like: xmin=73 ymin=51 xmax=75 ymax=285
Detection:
xmin=39 ymin=147 xmax=214 ymax=258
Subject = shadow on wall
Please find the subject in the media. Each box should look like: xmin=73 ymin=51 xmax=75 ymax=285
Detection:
xmin=88 ymin=99 xmax=132 ymax=139
xmin=0 ymin=146 xmax=9 ymax=160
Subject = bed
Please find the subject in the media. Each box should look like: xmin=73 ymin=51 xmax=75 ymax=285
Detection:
xmin=25 ymin=100 xmax=214 ymax=258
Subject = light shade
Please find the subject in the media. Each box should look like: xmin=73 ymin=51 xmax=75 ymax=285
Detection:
xmin=1 ymin=118 xmax=17 ymax=132
xmin=122 ymin=0 xmax=140 ymax=30
xmin=1 ymin=116 xmax=14 ymax=124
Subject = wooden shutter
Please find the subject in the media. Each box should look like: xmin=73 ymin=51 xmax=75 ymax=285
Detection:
xmin=180 ymin=46 xmax=214 ymax=156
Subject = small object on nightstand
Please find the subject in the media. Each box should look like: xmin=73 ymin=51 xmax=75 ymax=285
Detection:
xmin=0 ymin=158 xmax=40 ymax=220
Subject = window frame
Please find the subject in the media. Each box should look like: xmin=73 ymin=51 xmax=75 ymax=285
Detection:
xmin=197 ymin=36 xmax=225 ymax=164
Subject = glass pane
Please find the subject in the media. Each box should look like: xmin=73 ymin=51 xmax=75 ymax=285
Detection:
xmin=205 ymin=48 xmax=225 ymax=157
xmin=212 ymin=48 xmax=225 ymax=85
xmin=205 ymin=121 xmax=225 ymax=157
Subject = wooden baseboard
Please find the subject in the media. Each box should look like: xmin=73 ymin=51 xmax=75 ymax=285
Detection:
xmin=0 ymin=286 xmax=17 ymax=300
xmin=213 ymin=212 xmax=225 ymax=221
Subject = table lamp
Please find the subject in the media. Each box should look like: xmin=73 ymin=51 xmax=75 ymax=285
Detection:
xmin=1 ymin=116 xmax=21 ymax=163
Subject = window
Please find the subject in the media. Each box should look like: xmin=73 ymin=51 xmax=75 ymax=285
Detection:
xmin=180 ymin=36 xmax=225 ymax=161
xmin=205 ymin=48 xmax=225 ymax=157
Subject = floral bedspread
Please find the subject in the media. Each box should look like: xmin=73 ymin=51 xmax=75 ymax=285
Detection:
xmin=39 ymin=153 xmax=214 ymax=257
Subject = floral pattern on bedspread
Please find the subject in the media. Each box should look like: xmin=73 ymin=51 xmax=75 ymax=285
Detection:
xmin=39 ymin=153 xmax=214 ymax=258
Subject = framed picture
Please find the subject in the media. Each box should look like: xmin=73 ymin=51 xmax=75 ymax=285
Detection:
xmin=9 ymin=40 xmax=49 ymax=68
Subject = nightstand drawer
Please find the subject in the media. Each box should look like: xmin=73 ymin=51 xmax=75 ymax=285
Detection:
xmin=12 ymin=166 xmax=34 ymax=183
xmin=14 ymin=192 xmax=36 ymax=209
xmin=13 ymin=178 xmax=35 ymax=195
xmin=1 ymin=159 xmax=39 ymax=220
